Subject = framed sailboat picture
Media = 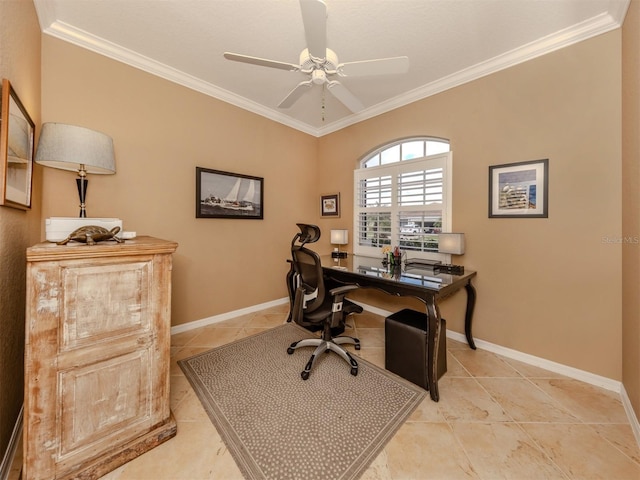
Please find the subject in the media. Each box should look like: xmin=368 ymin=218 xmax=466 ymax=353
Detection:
xmin=196 ymin=167 xmax=264 ymax=219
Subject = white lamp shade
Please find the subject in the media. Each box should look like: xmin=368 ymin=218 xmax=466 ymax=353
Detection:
xmin=35 ymin=123 xmax=115 ymax=174
xmin=438 ymin=233 xmax=465 ymax=255
xmin=330 ymin=229 xmax=348 ymax=245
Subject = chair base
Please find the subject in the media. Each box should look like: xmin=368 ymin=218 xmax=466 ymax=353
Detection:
xmin=287 ymin=335 xmax=360 ymax=380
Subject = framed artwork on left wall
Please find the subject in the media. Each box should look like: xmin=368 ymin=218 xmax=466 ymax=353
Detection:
xmin=196 ymin=167 xmax=264 ymax=219
xmin=0 ymin=78 xmax=35 ymax=210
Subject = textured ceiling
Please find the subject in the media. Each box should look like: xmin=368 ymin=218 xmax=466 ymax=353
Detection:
xmin=33 ymin=0 xmax=629 ymax=136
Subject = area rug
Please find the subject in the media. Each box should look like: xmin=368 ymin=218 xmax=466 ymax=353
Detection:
xmin=178 ymin=322 xmax=426 ymax=480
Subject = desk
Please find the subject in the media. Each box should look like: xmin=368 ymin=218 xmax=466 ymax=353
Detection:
xmin=320 ymin=255 xmax=477 ymax=402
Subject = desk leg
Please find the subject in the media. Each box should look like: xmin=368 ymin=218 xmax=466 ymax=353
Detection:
xmin=464 ymin=281 xmax=477 ymax=350
xmin=425 ymin=297 xmax=441 ymax=402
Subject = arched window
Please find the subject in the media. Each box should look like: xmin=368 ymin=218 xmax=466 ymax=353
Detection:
xmin=361 ymin=137 xmax=450 ymax=168
xmin=354 ymin=137 xmax=452 ymax=261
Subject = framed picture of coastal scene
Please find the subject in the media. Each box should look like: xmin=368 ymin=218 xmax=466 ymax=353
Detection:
xmin=489 ymin=159 xmax=548 ymax=218
xmin=196 ymin=167 xmax=263 ymax=219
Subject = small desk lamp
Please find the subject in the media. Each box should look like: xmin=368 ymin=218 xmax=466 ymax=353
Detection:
xmin=438 ymin=233 xmax=465 ymax=255
xmin=330 ymin=229 xmax=348 ymax=258
xmin=436 ymin=233 xmax=465 ymax=274
xmin=35 ymin=123 xmax=115 ymax=218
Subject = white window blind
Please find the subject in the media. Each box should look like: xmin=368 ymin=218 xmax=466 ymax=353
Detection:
xmin=354 ymin=152 xmax=452 ymax=260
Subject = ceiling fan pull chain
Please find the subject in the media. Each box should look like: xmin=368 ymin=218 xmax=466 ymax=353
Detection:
xmin=322 ymin=84 xmax=326 ymax=122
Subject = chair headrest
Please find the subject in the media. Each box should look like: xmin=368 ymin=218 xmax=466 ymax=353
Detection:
xmin=295 ymin=223 xmax=321 ymax=244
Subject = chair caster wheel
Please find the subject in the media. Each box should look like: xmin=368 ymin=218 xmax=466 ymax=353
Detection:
xmin=287 ymin=347 xmax=295 ymax=355
xmin=350 ymin=367 xmax=358 ymax=376
xmin=301 ymin=371 xmax=310 ymax=380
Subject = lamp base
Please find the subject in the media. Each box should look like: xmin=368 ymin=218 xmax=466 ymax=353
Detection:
xmin=76 ymin=176 xmax=88 ymax=218
xmin=331 ymin=251 xmax=348 ymax=258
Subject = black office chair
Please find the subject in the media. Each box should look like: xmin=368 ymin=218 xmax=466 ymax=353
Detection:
xmin=286 ymin=223 xmax=363 ymax=380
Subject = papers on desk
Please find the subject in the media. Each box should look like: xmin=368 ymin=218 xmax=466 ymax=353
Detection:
xmin=331 ymin=265 xmax=347 ymax=270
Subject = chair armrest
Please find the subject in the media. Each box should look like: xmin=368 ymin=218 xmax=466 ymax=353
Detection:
xmin=291 ymin=286 xmax=305 ymax=325
xmin=329 ymin=284 xmax=358 ymax=297
xmin=328 ymin=284 xmax=358 ymax=328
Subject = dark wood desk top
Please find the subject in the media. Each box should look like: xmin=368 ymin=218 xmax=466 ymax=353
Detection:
xmin=321 ymin=254 xmax=476 ymax=299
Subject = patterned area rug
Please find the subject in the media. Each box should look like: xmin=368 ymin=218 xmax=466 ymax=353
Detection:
xmin=178 ymin=323 xmax=426 ymax=480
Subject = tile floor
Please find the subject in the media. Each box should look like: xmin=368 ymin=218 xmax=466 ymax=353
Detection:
xmin=12 ymin=304 xmax=640 ymax=479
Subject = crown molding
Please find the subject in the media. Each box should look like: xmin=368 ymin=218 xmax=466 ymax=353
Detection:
xmin=32 ymin=0 xmax=56 ymax=31
xmin=38 ymin=19 xmax=320 ymax=136
xmin=36 ymin=2 xmax=629 ymax=138
xmin=317 ymin=6 xmax=628 ymax=136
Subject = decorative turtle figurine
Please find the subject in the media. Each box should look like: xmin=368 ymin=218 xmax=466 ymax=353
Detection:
xmin=57 ymin=226 xmax=125 ymax=246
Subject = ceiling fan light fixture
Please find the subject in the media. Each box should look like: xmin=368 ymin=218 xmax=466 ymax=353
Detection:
xmin=299 ymin=47 xmax=338 ymax=72
xmin=312 ymin=69 xmax=326 ymax=85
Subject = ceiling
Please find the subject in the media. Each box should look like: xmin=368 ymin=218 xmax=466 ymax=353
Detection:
xmin=33 ymin=0 xmax=629 ymax=137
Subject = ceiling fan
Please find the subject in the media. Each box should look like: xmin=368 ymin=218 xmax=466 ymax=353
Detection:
xmin=223 ymin=0 xmax=409 ymax=113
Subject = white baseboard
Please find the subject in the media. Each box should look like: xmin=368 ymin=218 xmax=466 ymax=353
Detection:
xmin=0 ymin=406 xmax=22 ymax=480
xmin=447 ymin=330 xmax=622 ymax=392
xmin=170 ymin=297 xmax=289 ymax=335
xmin=172 ymin=298 xmax=638 ymax=447
xmin=621 ymin=384 xmax=640 ymax=448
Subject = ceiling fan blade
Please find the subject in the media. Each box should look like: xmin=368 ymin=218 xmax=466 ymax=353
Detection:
xmin=327 ymin=81 xmax=364 ymax=113
xmin=338 ymin=56 xmax=410 ymax=77
xmin=278 ymin=80 xmax=313 ymax=108
xmin=300 ymin=0 xmax=327 ymax=61
xmin=223 ymin=52 xmax=300 ymax=72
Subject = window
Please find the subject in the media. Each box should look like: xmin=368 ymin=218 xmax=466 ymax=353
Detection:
xmin=354 ymin=137 xmax=451 ymax=261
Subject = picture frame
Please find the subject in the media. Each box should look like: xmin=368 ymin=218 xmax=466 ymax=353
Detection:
xmin=0 ymin=79 xmax=35 ymax=210
xmin=196 ymin=167 xmax=263 ymax=219
xmin=489 ymin=158 xmax=548 ymax=218
xmin=321 ymin=193 xmax=340 ymax=217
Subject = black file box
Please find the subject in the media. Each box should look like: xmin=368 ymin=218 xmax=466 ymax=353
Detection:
xmin=385 ymin=308 xmax=447 ymax=389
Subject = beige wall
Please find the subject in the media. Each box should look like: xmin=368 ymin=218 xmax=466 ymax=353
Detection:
xmin=623 ymin=0 xmax=640 ymax=418
xmin=38 ymin=15 xmax=625 ymax=386
xmin=40 ymin=36 xmax=318 ymax=326
xmin=0 ymin=0 xmax=41 ymax=467
xmin=319 ymin=32 xmax=623 ymax=381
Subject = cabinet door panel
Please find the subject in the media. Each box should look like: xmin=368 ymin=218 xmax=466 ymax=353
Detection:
xmin=61 ymin=261 xmax=151 ymax=350
xmin=58 ymin=349 xmax=152 ymax=458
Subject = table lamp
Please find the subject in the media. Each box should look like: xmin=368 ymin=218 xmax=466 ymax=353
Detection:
xmin=330 ymin=229 xmax=348 ymax=258
xmin=438 ymin=233 xmax=465 ymax=255
xmin=35 ymin=123 xmax=115 ymax=217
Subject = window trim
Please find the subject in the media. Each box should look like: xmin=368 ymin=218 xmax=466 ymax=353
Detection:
xmin=359 ymin=136 xmax=451 ymax=169
xmin=354 ymin=139 xmax=452 ymax=262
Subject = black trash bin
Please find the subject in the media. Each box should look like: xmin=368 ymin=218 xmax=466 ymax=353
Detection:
xmin=385 ymin=308 xmax=447 ymax=389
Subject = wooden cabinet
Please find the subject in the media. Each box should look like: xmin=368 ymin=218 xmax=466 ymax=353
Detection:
xmin=24 ymin=236 xmax=178 ymax=479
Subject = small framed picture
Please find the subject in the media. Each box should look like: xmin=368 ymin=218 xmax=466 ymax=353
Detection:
xmin=321 ymin=193 xmax=340 ymax=217
xmin=489 ymin=159 xmax=548 ymax=218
